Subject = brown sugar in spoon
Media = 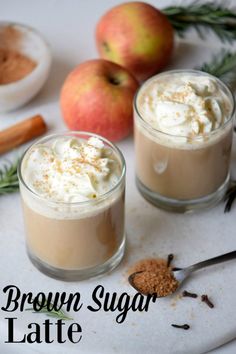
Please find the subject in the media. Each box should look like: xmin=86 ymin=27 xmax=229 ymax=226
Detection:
xmin=128 ymin=250 xmax=236 ymax=297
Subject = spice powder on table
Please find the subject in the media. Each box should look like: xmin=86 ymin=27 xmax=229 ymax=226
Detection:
xmin=128 ymin=258 xmax=179 ymax=297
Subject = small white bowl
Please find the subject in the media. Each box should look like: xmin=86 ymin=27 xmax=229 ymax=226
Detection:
xmin=0 ymin=22 xmax=51 ymax=112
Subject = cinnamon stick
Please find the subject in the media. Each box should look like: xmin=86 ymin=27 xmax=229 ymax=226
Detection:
xmin=0 ymin=114 xmax=47 ymax=155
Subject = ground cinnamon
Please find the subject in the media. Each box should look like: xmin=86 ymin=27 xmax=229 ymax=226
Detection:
xmin=0 ymin=48 xmax=36 ymax=85
xmin=128 ymin=258 xmax=179 ymax=297
xmin=0 ymin=25 xmax=37 ymax=85
xmin=0 ymin=25 xmax=22 ymax=49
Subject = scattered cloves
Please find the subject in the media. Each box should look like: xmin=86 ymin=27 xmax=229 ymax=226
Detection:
xmin=167 ymin=253 xmax=174 ymax=267
xmin=171 ymin=324 xmax=190 ymax=330
xmin=182 ymin=290 xmax=198 ymax=298
xmin=201 ymin=294 xmax=214 ymax=308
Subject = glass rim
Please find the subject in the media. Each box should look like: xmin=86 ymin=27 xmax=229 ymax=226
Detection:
xmin=134 ymin=69 xmax=236 ymax=140
xmin=18 ymin=131 xmax=126 ymax=206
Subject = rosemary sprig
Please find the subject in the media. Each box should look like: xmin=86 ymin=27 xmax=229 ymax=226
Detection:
xmin=26 ymin=300 xmax=73 ymax=321
xmin=163 ymin=1 xmax=236 ymax=43
xmin=0 ymin=159 xmax=19 ymax=195
xmin=197 ymin=50 xmax=236 ymax=84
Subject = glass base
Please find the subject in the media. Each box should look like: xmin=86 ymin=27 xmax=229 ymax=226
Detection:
xmin=136 ymin=175 xmax=230 ymax=213
xmin=27 ymin=236 xmax=126 ymax=281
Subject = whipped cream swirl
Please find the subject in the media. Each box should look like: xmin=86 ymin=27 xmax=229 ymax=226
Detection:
xmin=22 ymin=136 xmax=121 ymax=203
xmin=138 ymin=74 xmax=231 ymax=137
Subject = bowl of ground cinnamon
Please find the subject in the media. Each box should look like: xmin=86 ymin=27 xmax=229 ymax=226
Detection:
xmin=0 ymin=22 xmax=51 ymax=112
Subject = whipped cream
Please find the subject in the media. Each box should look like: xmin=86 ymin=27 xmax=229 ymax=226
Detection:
xmin=138 ymin=73 xmax=232 ymax=137
xmin=22 ymin=136 xmax=121 ymax=203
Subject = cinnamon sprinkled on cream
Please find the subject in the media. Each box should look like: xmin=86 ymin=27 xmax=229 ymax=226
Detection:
xmin=22 ymin=136 xmax=121 ymax=202
xmin=137 ymin=73 xmax=232 ymax=138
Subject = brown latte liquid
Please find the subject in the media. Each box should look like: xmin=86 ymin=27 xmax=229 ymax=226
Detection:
xmin=135 ymin=124 xmax=232 ymax=200
xmin=22 ymin=192 xmax=125 ymax=270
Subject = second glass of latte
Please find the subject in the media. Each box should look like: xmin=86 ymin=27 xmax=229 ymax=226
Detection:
xmin=134 ymin=70 xmax=235 ymax=212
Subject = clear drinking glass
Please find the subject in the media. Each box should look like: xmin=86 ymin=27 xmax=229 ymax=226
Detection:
xmin=134 ymin=70 xmax=235 ymax=212
xmin=18 ymin=131 xmax=126 ymax=280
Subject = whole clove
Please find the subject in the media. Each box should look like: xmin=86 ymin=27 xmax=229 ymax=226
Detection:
xmin=201 ymin=294 xmax=214 ymax=308
xmin=167 ymin=253 xmax=174 ymax=267
xmin=182 ymin=290 xmax=198 ymax=298
xmin=171 ymin=324 xmax=190 ymax=330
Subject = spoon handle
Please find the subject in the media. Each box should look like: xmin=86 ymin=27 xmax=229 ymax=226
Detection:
xmin=189 ymin=250 xmax=236 ymax=272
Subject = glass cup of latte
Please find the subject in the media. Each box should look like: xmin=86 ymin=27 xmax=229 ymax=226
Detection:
xmin=18 ymin=131 xmax=126 ymax=280
xmin=134 ymin=70 xmax=235 ymax=212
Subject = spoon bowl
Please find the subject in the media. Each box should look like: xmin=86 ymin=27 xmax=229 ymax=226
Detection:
xmin=128 ymin=250 xmax=236 ymax=297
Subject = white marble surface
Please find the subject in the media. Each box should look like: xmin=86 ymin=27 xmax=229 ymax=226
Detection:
xmin=0 ymin=1 xmax=236 ymax=353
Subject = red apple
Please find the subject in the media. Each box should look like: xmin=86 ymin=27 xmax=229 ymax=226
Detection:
xmin=96 ymin=2 xmax=174 ymax=82
xmin=60 ymin=59 xmax=139 ymax=141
